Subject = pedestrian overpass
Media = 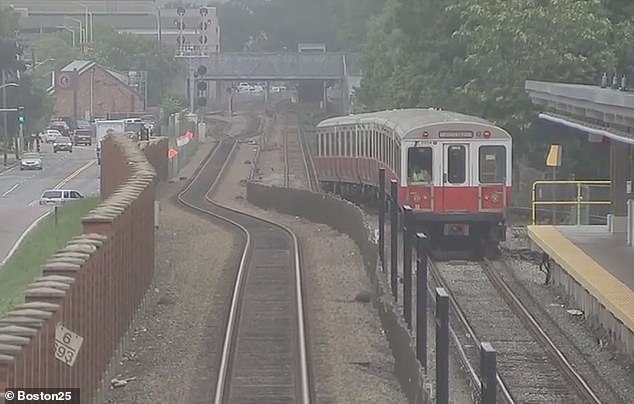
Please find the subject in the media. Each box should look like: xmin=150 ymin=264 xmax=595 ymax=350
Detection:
xmin=190 ymin=52 xmax=361 ymax=111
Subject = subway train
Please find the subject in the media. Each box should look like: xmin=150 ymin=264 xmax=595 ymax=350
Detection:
xmin=312 ymin=108 xmax=512 ymax=255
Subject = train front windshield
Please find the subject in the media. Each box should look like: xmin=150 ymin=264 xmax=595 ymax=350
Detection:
xmin=408 ymin=147 xmax=432 ymax=183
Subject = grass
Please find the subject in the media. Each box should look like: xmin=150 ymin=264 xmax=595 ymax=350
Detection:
xmin=0 ymin=197 xmax=101 ymax=316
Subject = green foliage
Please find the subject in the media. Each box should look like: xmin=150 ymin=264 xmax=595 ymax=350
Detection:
xmin=216 ymin=0 xmax=383 ymax=51
xmin=0 ymin=197 xmax=101 ymax=315
xmin=357 ymin=0 xmax=634 ymax=176
xmin=31 ymin=25 xmax=176 ymax=106
xmin=161 ymin=94 xmax=188 ymax=123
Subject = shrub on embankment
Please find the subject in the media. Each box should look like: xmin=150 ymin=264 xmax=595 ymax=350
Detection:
xmin=0 ymin=136 xmax=168 ymax=400
xmin=246 ymin=182 xmax=429 ymax=404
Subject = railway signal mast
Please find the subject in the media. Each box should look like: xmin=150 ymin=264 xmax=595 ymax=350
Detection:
xmin=174 ymin=7 xmax=211 ymax=116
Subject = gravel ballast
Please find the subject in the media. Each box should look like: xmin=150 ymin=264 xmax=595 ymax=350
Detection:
xmin=216 ymin=129 xmax=408 ymax=402
xmin=101 ymin=140 xmax=242 ymax=403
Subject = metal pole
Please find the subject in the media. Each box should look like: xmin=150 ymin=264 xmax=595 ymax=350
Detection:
xmin=390 ymin=179 xmax=399 ymax=301
xmin=436 ymin=287 xmax=449 ymax=404
xmin=18 ymin=121 xmax=23 ymax=159
xmin=1 ymin=69 xmax=7 ymax=166
xmin=416 ymin=232 xmax=428 ymax=371
xmin=403 ymin=205 xmax=413 ymax=328
xmin=189 ymin=63 xmax=195 ymax=113
xmin=379 ymin=167 xmax=386 ymax=267
xmin=480 ymin=342 xmax=497 ymax=404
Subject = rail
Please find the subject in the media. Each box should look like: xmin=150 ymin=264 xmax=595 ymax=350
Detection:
xmin=531 ymin=180 xmax=611 ymax=225
xmin=176 ymin=116 xmax=312 ymax=403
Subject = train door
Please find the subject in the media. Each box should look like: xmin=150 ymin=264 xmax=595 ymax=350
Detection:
xmin=478 ymin=144 xmax=508 ymax=211
xmin=441 ymin=143 xmax=470 ymax=211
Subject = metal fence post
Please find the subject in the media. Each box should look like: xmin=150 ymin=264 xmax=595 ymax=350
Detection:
xmin=379 ymin=168 xmax=386 ymax=267
xmin=416 ymin=232 xmax=428 ymax=371
xmin=402 ymin=205 xmax=413 ymax=328
xmin=480 ymin=342 xmax=497 ymax=404
xmin=390 ymin=179 xmax=399 ymax=301
xmin=436 ymin=288 xmax=449 ymax=404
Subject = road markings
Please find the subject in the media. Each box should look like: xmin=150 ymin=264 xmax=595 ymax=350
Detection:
xmin=0 ymin=209 xmax=51 ymax=267
xmin=1 ymin=159 xmax=97 ymax=267
xmin=1 ymin=183 xmax=20 ymax=198
xmin=0 ymin=164 xmax=17 ymax=176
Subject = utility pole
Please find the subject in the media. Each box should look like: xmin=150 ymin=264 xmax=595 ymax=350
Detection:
xmin=1 ymin=69 xmax=7 ymax=166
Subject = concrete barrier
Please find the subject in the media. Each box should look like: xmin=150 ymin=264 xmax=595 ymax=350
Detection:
xmin=246 ymin=182 xmax=430 ymax=404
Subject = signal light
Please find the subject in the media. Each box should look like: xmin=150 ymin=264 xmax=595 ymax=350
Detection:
xmin=17 ymin=106 xmax=25 ymax=124
xmin=483 ymin=130 xmax=491 ymax=138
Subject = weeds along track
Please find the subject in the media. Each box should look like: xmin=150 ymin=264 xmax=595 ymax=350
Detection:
xmin=177 ymin=115 xmax=313 ymax=403
xmin=429 ymin=258 xmax=607 ymax=403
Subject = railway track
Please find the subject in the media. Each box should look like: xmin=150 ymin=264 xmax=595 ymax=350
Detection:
xmin=177 ymin=116 xmax=313 ymax=403
xmin=428 ymin=257 xmax=615 ymax=403
xmin=282 ymin=113 xmax=317 ymax=191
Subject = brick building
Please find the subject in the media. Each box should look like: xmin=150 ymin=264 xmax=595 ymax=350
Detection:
xmin=50 ymin=60 xmax=144 ymax=120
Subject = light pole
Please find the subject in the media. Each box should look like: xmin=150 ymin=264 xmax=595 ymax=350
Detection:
xmin=65 ymin=17 xmax=84 ymax=46
xmin=0 ymin=82 xmax=19 ymax=91
xmin=57 ymin=26 xmax=76 ymax=48
xmin=78 ymin=4 xmax=94 ymax=43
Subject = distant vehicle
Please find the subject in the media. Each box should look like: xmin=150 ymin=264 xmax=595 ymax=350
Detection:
xmin=39 ymin=189 xmax=84 ymax=205
xmin=271 ymin=85 xmax=286 ymax=93
xmin=237 ymin=82 xmax=251 ymax=92
xmin=53 ymin=136 xmax=73 ymax=153
xmin=49 ymin=120 xmax=70 ymax=136
xmin=73 ymin=129 xmax=92 ymax=146
xmin=95 ymin=119 xmax=126 ymax=148
xmin=20 ymin=152 xmax=42 ymax=170
xmin=44 ymin=129 xmax=62 ymax=143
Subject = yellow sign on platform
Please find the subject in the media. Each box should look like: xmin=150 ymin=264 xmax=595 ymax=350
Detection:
xmin=546 ymin=144 xmax=562 ymax=167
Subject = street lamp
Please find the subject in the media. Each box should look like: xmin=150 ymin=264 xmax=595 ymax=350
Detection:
xmin=0 ymin=82 xmax=19 ymax=91
xmin=64 ymin=17 xmax=84 ymax=45
xmin=57 ymin=26 xmax=77 ymax=48
xmin=78 ymin=4 xmax=94 ymax=43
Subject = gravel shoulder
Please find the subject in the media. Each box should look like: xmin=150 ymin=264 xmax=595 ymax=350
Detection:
xmin=101 ymin=138 xmax=242 ymax=403
xmin=215 ymin=125 xmax=408 ymax=402
xmin=501 ymin=227 xmax=634 ymax=401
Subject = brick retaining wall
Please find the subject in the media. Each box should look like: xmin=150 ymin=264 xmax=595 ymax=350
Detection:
xmin=0 ymin=135 xmax=164 ymax=403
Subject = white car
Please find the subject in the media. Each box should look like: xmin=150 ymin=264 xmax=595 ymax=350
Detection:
xmin=44 ymin=129 xmax=62 ymax=143
xmin=39 ymin=189 xmax=84 ymax=206
xmin=20 ymin=152 xmax=43 ymax=170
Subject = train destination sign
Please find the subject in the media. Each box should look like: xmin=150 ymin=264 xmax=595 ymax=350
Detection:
xmin=438 ymin=130 xmax=474 ymax=138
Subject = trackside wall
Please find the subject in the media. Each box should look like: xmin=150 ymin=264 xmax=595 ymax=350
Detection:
xmin=0 ymin=135 xmax=164 ymax=403
xmin=246 ymin=182 xmax=430 ymax=404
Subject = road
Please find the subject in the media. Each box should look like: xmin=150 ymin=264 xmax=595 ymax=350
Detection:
xmin=0 ymin=143 xmax=100 ymax=266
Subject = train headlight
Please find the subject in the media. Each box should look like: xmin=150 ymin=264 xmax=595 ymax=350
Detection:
xmin=490 ymin=192 xmax=500 ymax=203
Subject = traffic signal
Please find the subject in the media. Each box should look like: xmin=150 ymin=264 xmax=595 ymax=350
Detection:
xmin=17 ymin=106 xmax=25 ymax=124
xmin=196 ymin=66 xmax=208 ymax=109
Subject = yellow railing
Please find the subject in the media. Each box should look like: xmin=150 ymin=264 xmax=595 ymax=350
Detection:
xmin=531 ymin=180 xmax=611 ymax=225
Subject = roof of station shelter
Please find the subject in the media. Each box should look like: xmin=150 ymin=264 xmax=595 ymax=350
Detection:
xmin=525 ymin=80 xmax=634 ymax=145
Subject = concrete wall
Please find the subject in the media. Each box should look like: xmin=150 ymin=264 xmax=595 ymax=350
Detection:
xmin=246 ymin=182 xmax=430 ymax=404
xmin=0 ymin=135 xmax=165 ymax=401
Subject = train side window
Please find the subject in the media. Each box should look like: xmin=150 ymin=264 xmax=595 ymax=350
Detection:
xmin=447 ymin=145 xmax=466 ymax=184
xmin=407 ymin=147 xmax=432 ymax=183
xmin=351 ymin=130 xmax=356 ymax=156
xmin=479 ymin=145 xmax=506 ymax=183
xmin=345 ymin=131 xmax=350 ymax=156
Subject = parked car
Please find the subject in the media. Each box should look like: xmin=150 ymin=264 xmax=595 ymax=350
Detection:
xmin=20 ymin=152 xmax=42 ymax=170
xmin=44 ymin=129 xmax=62 ymax=143
xmin=53 ymin=136 xmax=73 ymax=153
xmin=39 ymin=189 xmax=84 ymax=205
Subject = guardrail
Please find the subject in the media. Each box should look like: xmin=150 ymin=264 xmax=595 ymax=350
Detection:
xmin=531 ymin=180 xmax=611 ymax=225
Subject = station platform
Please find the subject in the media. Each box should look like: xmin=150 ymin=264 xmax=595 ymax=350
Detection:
xmin=527 ymin=225 xmax=634 ymax=357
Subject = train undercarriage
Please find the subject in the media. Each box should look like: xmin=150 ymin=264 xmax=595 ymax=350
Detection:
xmin=322 ymin=180 xmax=505 ymax=259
